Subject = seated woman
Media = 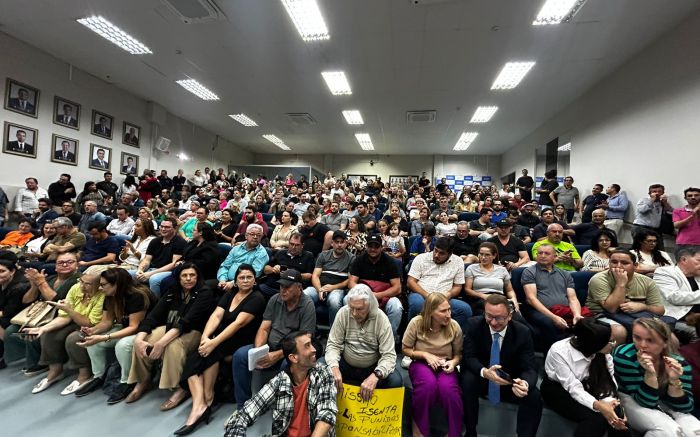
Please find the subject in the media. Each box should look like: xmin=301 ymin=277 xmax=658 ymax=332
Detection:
xmin=582 ymin=229 xmax=618 ymax=272
xmin=542 ymin=318 xmax=629 ymax=437
xmin=205 ymin=199 xmax=222 ymax=223
xmin=0 ymin=219 xmax=35 ymax=249
xmin=269 ymin=211 xmax=297 ymax=250
xmin=409 ymin=223 xmax=437 ymax=262
xmin=345 ymin=216 xmax=367 ymax=255
xmin=118 ymin=218 xmax=157 ymax=270
xmin=402 ymin=293 xmax=463 ymax=437
xmin=179 ymin=207 xmax=211 ymax=242
xmin=0 ymin=251 xmax=31 ymax=368
xmin=213 ymin=208 xmax=238 ymax=244
xmin=126 ymin=263 xmax=216 ymax=409
xmin=464 ymin=242 xmax=519 ymax=316
xmin=24 ymin=268 xmax=105 ymax=394
xmin=631 ymin=229 xmax=672 ymax=276
xmin=614 ymin=318 xmax=700 ymax=436
xmin=72 ymin=268 xmax=152 ymax=402
xmin=175 ymin=264 xmax=265 ymax=435
xmin=22 ymin=221 xmax=57 ymax=259
xmin=180 ymin=223 xmax=220 ymax=281
xmin=435 ymin=211 xmax=457 ymax=237
xmin=410 ymin=206 xmax=432 ymax=236
xmin=382 ymin=205 xmax=409 ymax=237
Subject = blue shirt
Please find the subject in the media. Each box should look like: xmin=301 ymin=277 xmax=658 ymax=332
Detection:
xmin=491 ymin=211 xmax=508 ymax=224
xmin=82 ymin=235 xmax=120 ymax=262
xmin=605 ymin=193 xmax=629 ymax=220
xmin=216 ymin=243 xmax=269 ymax=281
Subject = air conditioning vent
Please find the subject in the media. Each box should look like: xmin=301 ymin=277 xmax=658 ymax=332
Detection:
xmin=154 ymin=136 xmax=171 ymax=152
xmin=406 ymin=110 xmax=437 ymax=123
xmin=161 ymin=0 xmax=226 ymax=24
xmin=286 ymin=113 xmax=317 ymax=126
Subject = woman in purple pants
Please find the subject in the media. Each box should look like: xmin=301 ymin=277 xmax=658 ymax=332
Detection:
xmin=402 ymin=292 xmax=464 ymax=437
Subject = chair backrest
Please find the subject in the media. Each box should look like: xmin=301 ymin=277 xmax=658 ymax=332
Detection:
xmin=261 ymin=213 xmax=274 ymax=223
xmin=510 ymin=267 xmax=526 ymax=303
xmin=217 ymin=243 xmax=232 ymax=263
xmin=458 ymin=212 xmax=480 ymax=222
xmin=574 ymin=245 xmax=590 ymax=256
xmin=570 ymin=271 xmax=596 ymax=306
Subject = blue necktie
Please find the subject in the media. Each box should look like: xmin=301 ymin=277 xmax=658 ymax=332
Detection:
xmin=489 ymin=332 xmax=501 ymax=405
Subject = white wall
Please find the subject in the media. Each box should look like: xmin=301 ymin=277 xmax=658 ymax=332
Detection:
xmin=500 ymin=10 xmax=700 ymax=211
xmin=0 ymin=32 xmax=252 ymax=200
xmin=253 ymin=153 xmax=500 ymax=184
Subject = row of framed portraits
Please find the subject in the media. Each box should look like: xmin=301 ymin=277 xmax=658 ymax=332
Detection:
xmin=3 ymin=77 xmax=141 ymax=147
xmin=3 ymin=121 xmax=140 ymax=175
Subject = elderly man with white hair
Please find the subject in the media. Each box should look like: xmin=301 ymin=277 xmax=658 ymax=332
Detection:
xmin=217 ymin=223 xmax=269 ymax=290
xmin=77 ymin=200 xmax=107 ymax=234
xmin=324 ymin=284 xmax=403 ymax=401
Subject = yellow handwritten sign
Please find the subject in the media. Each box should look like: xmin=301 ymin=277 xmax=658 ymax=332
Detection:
xmin=335 ymin=383 xmax=404 ymax=437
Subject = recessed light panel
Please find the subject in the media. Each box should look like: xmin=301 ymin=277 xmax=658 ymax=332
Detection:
xmin=342 ymin=110 xmax=364 ymax=125
xmin=176 ymin=79 xmax=220 ymax=101
xmin=354 ymin=133 xmax=374 ymax=151
xmin=453 ymin=132 xmax=478 ymax=151
xmin=229 ymin=114 xmax=258 ymax=126
xmin=263 ymin=134 xmax=291 ymax=150
xmin=491 ymin=62 xmax=536 ymax=90
xmin=533 ymin=0 xmax=587 ymax=25
xmin=77 ymin=16 xmax=152 ymax=54
xmin=322 ymin=71 xmax=352 ymax=95
xmin=470 ymin=106 xmax=499 ymax=123
xmin=281 ymin=0 xmax=330 ymax=41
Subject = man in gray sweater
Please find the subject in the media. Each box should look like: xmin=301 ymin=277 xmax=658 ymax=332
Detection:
xmin=324 ymin=284 xmax=403 ymax=401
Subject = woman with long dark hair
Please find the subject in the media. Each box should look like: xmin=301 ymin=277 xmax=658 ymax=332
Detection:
xmin=542 ymin=318 xmax=629 ymax=436
xmin=175 ymin=264 xmax=265 ymax=435
xmin=582 ymin=229 xmax=619 ymax=272
xmin=76 ymin=181 xmax=106 ymax=212
xmin=118 ymin=218 xmax=157 ymax=270
xmin=631 ymin=229 xmax=672 ymax=275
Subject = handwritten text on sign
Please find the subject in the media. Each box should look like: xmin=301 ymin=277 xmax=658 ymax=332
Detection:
xmin=336 ymin=383 xmax=404 ymax=437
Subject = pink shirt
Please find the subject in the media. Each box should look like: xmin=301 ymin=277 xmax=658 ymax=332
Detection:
xmin=673 ymin=206 xmax=700 ymax=245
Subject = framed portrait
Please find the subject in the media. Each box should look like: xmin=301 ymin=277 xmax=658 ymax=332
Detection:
xmin=120 ymin=151 xmax=139 ymax=176
xmin=50 ymin=134 xmax=79 ymax=166
xmin=122 ymin=121 xmax=141 ymax=147
xmin=3 ymin=78 xmax=39 ymax=118
xmin=53 ymin=96 xmax=81 ymax=130
xmin=91 ymin=110 xmax=114 ymax=140
xmin=346 ymin=174 xmax=377 ymax=184
xmin=389 ymin=175 xmax=418 ymax=186
xmin=3 ymin=121 xmax=37 ymax=158
xmin=89 ymin=143 xmax=111 ymax=171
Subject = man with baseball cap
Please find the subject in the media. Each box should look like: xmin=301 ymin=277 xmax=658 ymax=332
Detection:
xmin=231 ymin=268 xmax=316 ymax=409
xmin=304 ymin=230 xmax=355 ymax=326
xmin=487 ymin=219 xmax=530 ymax=271
xmin=348 ymin=234 xmax=403 ymax=341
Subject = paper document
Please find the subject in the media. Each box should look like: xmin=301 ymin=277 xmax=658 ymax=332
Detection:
xmin=247 ymin=344 xmax=270 ymax=371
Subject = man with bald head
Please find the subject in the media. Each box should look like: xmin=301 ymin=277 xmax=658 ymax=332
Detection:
xmin=571 ymin=208 xmax=612 ymax=245
xmin=531 ymin=223 xmax=582 ymax=271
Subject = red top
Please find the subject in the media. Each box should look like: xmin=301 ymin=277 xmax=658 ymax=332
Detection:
xmin=287 ymin=376 xmax=311 ymax=437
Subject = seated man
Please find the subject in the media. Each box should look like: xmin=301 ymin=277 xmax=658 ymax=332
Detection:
xmin=224 ymin=331 xmax=336 ymax=437
xmin=487 ymin=219 xmax=530 ymax=271
xmin=453 ymin=221 xmax=480 ymax=264
xmin=232 ymin=270 xmax=316 ymax=409
xmin=232 ymin=205 xmax=269 ymax=243
xmin=461 ymin=294 xmax=542 ymax=437
xmin=105 ymin=205 xmax=135 ymax=239
xmin=325 ymin=284 xmax=403 ymax=399
xmin=24 ymin=216 xmax=86 ymax=274
xmin=319 ymin=201 xmax=348 ymax=232
xmin=521 ymin=244 xmax=586 ymax=350
xmin=348 ymin=234 xmax=403 ymax=341
xmin=571 ymin=208 xmax=609 ymax=245
xmin=77 ymin=200 xmax=107 ymax=234
xmin=304 ymin=230 xmax=355 ymax=327
xmin=531 ymin=223 xmax=582 ymax=271
xmin=469 ymin=208 xmax=496 ymax=241
xmin=134 ymin=217 xmax=185 ymax=297
xmin=32 ymin=198 xmax=59 ymax=229
xmin=356 ymin=201 xmax=376 ymax=231
xmin=531 ymin=207 xmax=575 ymax=242
xmin=587 ymin=249 xmax=669 ymax=342
xmin=217 ymin=224 xmax=269 ymax=291
xmin=78 ymin=221 xmax=119 ymax=269
xmin=259 ymin=233 xmax=314 ymax=298
xmin=299 ymin=211 xmax=332 ymax=257
xmin=506 ymin=209 xmax=532 ymax=244
xmin=407 ymin=237 xmax=472 ymax=331
xmin=517 ymin=203 xmax=540 ymax=230
xmin=60 ymin=201 xmax=82 ymax=226
xmin=654 ymin=246 xmax=700 ymax=342
xmin=430 ymin=196 xmax=458 ymax=222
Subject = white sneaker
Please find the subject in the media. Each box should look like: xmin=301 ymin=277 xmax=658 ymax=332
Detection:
xmin=60 ymin=379 xmax=92 ymax=396
xmin=401 ymin=355 xmax=412 ymax=369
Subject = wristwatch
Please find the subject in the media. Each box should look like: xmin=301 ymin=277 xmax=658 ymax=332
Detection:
xmin=373 ymin=369 xmax=384 ymax=380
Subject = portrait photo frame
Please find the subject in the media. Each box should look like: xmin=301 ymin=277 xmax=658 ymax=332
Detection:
xmin=50 ymin=134 xmax=79 ymax=166
xmin=389 ymin=175 xmax=419 ymax=186
xmin=120 ymin=151 xmax=139 ymax=176
xmin=3 ymin=78 xmax=40 ymax=118
xmin=122 ymin=121 xmax=141 ymax=147
xmin=3 ymin=121 xmax=38 ymax=159
xmin=91 ymin=109 xmax=114 ymax=140
xmin=89 ymin=143 xmax=111 ymax=171
xmin=53 ymin=96 xmax=81 ymax=130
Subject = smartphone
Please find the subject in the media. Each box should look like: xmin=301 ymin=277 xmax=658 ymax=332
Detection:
xmin=495 ymin=369 xmax=514 ymax=384
xmin=145 ymin=345 xmax=153 ymax=356
xmin=78 ymin=330 xmax=87 ymax=339
xmin=614 ymin=403 xmax=625 ymax=419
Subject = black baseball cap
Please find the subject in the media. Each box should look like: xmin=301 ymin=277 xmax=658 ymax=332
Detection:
xmin=332 ymin=230 xmax=347 ymax=241
xmin=277 ymin=268 xmax=302 ymax=287
xmin=496 ymin=219 xmax=512 ymax=228
xmin=366 ymin=234 xmax=383 ymax=246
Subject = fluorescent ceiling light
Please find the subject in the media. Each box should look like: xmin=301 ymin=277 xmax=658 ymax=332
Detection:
xmin=228 ymin=114 xmax=258 ymax=127
xmin=491 ymin=62 xmax=536 ymax=90
xmin=77 ymin=16 xmax=152 ymax=55
xmin=263 ymin=134 xmax=291 ymax=150
xmin=453 ymin=132 xmax=479 ymax=151
xmin=533 ymin=0 xmax=587 ymax=25
xmin=281 ymin=0 xmax=330 ymax=41
xmin=342 ymin=110 xmax=364 ymax=125
xmin=557 ymin=142 xmax=571 ymax=152
xmin=176 ymin=79 xmax=220 ymax=101
xmin=354 ymin=133 xmax=374 ymax=151
xmin=322 ymin=71 xmax=352 ymax=95
xmin=470 ymin=106 xmax=499 ymax=123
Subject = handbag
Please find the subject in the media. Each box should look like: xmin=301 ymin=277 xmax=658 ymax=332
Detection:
xmin=10 ymin=300 xmax=58 ymax=328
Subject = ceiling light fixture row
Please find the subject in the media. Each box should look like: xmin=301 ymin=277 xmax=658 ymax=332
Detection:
xmin=76 ymin=16 xmax=152 ymax=54
xmin=175 ymin=79 xmax=220 ymax=101
xmin=354 ymin=133 xmax=374 ymax=151
xmin=281 ymin=0 xmax=330 ymax=41
xmin=228 ymin=114 xmax=258 ymax=127
xmin=533 ymin=0 xmax=588 ymax=25
xmin=263 ymin=134 xmax=291 ymax=151
xmin=453 ymin=132 xmax=479 ymax=151
xmin=470 ymin=106 xmax=499 ymax=123
xmin=342 ymin=110 xmax=364 ymax=125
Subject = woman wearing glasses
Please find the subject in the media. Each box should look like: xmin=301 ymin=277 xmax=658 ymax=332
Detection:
xmin=631 ymin=230 xmax=672 ymax=276
xmin=4 ymin=252 xmax=81 ymax=376
xmin=542 ymin=318 xmax=629 ymax=437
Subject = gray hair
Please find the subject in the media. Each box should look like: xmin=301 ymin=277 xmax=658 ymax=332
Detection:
xmin=246 ymin=223 xmax=263 ymax=235
xmin=536 ymin=243 xmax=556 ymax=254
xmin=347 ymin=284 xmax=372 ymax=303
xmin=546 ymin=223 xmax=563 ymax=232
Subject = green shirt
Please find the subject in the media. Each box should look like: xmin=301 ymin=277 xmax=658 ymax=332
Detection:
xmin=531 ymin=239 xmax=580 ymax=271
xmin=586 ymin=270 xmax=663 ymax=313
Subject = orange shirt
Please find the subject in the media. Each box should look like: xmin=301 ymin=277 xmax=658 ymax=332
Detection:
xmin=287 ymin=376 xmax=311 ymax=437
xmin=0 ymin=231 xmax=33 ymax=247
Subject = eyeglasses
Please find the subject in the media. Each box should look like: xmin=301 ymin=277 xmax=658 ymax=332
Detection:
xmin=56 ymin=260 xmax=77 ymax=266
xmin=484 ymin=313 xmax=508 ymax=323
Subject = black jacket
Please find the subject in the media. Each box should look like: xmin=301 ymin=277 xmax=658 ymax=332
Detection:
xmin=137 ymin=283 xmax=215 ymax=334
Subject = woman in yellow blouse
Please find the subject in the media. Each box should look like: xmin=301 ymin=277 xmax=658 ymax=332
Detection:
xmin=24 ymin=269 xmax=105 ymax=395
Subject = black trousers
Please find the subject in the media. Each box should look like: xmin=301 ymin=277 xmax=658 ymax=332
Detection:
xmin=461 ymin=369 xmax=542 ymax=437
xmin=540 ymin=376 xmax=630 ymax=437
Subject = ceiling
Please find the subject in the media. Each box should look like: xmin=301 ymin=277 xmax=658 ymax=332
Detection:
xmin=1 ymin=0 xmax=698 ymax=155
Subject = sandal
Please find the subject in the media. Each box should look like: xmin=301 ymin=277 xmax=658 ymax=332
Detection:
xmin=160 ymin=389 xmax=190 ymax=411
xmin=32 ymin=374 xmax=64 ymax=394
